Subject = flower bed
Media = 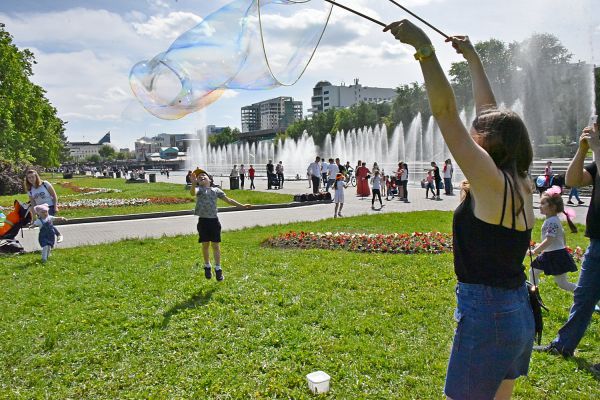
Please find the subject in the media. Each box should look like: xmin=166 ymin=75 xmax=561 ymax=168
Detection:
xmin=61 ymin=197 xmax=189 ymax=209
xmin=263 ymin=231 xmax=453 ymax=254
xmin=59 ymin=182 xmax=122 ymax=195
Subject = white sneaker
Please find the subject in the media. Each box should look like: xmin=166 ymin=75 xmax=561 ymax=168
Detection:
xmin=57 ymin=235 xmax=64 ymax=243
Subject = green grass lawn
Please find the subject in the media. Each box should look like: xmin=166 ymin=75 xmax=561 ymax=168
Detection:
xmin=1 ymin=212 xmax=598 ymax=398
xmin=0 ymin=174 xmax=292 ymax=218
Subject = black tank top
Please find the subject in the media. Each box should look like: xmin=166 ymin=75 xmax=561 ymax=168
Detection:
xmin=453 ymin=172 xmax=532 ymax=289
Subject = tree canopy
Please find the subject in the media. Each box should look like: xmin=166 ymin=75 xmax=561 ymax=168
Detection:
xmin=0 ymin=23 xmax=67 ymax=167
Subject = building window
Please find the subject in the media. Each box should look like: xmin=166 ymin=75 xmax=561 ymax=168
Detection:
xmin=324 ymin=90 xmax=329 ymax=94
xmin=324 ymin=103 xmax=329 ymax=106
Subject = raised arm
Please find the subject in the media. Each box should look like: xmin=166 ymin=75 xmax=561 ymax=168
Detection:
xmin=222 ymin=196 xmax=251 ymax=209
xmin=448 ymin=36 xmax=496 ymax=114
xmin=566 ymin=126 xmax=598 ymax=187
xmin=384 ymin=20 xmax=501 ymax=187
xmin=189 ymin=173 xmax=198 ymax=196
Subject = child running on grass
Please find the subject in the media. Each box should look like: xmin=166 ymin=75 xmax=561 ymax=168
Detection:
xmin=190 ymin=169 xmax=251 ymax=281
xmin=528 ymin=186 xmax=578 ymax=292
xmin=32 ymin=204 xmax=67 ymax=263
xmin=333 ymin=173 xmax=348 ymax=218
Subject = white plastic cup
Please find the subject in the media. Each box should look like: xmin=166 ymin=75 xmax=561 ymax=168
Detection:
xmin=306 ymin=371 xmax=331 ymax=394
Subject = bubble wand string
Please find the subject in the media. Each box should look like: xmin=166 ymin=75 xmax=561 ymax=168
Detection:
xmin=324 ymin=0 xmax=449 ymax=39
xmin=323 ymin=0 xmax=387 ymax=27
xmin=384 ymin=0 xmax=449 ymax=39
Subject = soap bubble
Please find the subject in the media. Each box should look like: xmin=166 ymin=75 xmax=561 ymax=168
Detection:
xmin=130 ymin=0 xmax=332 ymax=120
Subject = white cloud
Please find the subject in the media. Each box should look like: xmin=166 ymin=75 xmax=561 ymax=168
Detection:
xmin=132 ymin=11 xmax=203 ymax=40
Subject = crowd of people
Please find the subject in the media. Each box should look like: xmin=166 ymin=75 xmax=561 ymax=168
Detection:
xmin=306 ymin=156 xmax=455 ymax=210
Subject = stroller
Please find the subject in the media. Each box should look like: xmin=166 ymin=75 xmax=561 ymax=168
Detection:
xmin=386 ymin=180 xmax=399 ymax=200
xmin=0 ymin=200 xmax=33 ymax=254
xmin=535 ymin=174 xmax=565 ymax=195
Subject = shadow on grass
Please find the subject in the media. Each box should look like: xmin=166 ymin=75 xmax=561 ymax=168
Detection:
xmin=571 ymin=356 xmax=600 ymax=381
xmin=159 ymin=287 xmax=216 ymax=329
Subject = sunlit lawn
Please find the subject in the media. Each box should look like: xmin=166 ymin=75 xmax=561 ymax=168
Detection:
xmin=0 ymin=212 xmax=598 ymax=398
xmin=0 ymin=174 xmax=292 ymax=218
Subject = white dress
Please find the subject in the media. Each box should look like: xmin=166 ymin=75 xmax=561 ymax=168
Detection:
xmin=334 ymin=180 xmax=345 ymax=203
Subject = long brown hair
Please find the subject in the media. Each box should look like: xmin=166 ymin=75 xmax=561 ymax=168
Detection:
xmin=24 ymin=170 xmax=42 ymax=192
xmin=470 ymin=108 xmax=533 ymax=215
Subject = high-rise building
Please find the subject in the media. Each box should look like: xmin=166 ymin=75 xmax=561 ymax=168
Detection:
xmin=241 ymin=96 xmax=303 ymax=133
xmin=309 ymin=79 xmax=397 ymax=115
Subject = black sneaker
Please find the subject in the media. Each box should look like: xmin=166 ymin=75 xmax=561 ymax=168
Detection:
xmin=533 ymin=343 xmax=572 ymax=357
xmin=567 ymin=200 xmax=574 ymax=205
xmin=204 ymin=266 xmax=212 ymax=280
xmin=578 ymin=200 xmax=585 ymax=205
xmin=215 ymin=268 xmax=224 ymax=281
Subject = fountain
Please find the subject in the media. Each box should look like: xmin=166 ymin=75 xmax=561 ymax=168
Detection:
xmin=186 ymin=57 xmax=594 ymax=182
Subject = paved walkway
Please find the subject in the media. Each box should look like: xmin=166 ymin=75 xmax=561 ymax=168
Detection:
xmin=16 ymin=172 xmax=590 ymax=252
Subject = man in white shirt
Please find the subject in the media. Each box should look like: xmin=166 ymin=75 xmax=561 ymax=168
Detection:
xmin=307 ymin=157 xmax=321 ymax=194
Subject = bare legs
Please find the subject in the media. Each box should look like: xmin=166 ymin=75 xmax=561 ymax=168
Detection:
xmin=334 ymin=203 xmax=344 ymax=217
xmin=201 ymin=242 xmax=221 ymax=266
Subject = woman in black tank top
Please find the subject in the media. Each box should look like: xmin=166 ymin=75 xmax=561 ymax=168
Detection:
xmin=386 ymin=21 xmax=535 ymax=399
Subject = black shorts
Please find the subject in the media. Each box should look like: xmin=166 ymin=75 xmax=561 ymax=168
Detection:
xmin=197 ymin=218 xmax=221 ymax=243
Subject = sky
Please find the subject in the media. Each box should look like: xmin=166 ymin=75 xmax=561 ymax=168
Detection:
xmin=2 ymin=0 xmax=599 ymax=150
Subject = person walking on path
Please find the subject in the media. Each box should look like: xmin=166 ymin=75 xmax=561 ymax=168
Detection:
xmin=32 ymin=204 xmax=67 ymax=263
xmin=356 ymin=162 xmax=371 ymax=197
xmin=424 ymin=170 xmax=436 ymax=199
xmin=536 ymin=121 xmax=600 ymax=357
xmin=266 ymin=160 xmax=275 ymax=190
xmin=248 ymin=165 xmax=255 ymax=190
xmin=386 ymin=21 xmax=535 ymax=399
xmin=544 ymin=160 xmax=554 ymax=187
xmin=528 ymin=186 xmax=579 ymax=293
xmin=321 ymin=158 xmax=329 ymax=189
xmin=371 ymin=170 xmax=384 ymax=210
xmin=326 ymin=158 xmax=338 ymax=192
xmin=431 ymin=161 xmax=442 ymax=200
xmin=190 ymin=169 xmax=251 ymax=281
xmin=333 ymin=173 xmax=348 ymax=218
xmin=567 ymin=187 xmax=585 ymax=205
xmin=307 ymin=157 xmax=321 ymax=194
xmin=239 ymin=164 xmax=246 ymax=190
xmin=443 ymin=159 xmax=454 ymax=195
xmin=400 ymin=162 xmax=409 ymax=202
xmin=276 ymin=161 xmax=284 ymax=188
xmin=25 ymin=169 xmax=63 ymax=243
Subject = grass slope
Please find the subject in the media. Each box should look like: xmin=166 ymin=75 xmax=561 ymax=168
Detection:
xmin=0 ymin=212 xmax=598 ymax=398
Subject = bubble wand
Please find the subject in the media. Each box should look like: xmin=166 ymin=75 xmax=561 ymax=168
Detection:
xmin=323 ymin=0 xmax=386 ymax=27
xmin=324 ymin=0 xmax=449 ymax=39
xmin=384 ymin=0 xmax=449 ymax=39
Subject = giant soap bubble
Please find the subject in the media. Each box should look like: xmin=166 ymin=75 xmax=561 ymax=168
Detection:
xmin=130 ymin=0 xmax=332 ymax=120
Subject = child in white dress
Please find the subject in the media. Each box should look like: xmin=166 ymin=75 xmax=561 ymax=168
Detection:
xmin=333 ymin=173 xmax=348 ymax=218
xmin=528 ymin=186 xmax=578 ymax=292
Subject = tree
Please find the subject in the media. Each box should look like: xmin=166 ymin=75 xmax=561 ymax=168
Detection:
xmin=0 ymin=23 xmax=66 ymax=166
xmin=86 ymin=154 xmax=101 ymax=163
xmin=389 ymin=82 xmax=430 ymax=127
xmin=595 ymin=66 xmax=599 ymax=116
xmin=98 ymin=145 xmax=116 ymax=159
xmin=208 ymin=127 xmax=240 ymax=146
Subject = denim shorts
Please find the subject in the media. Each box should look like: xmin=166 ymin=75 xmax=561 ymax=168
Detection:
xmin=444 ymin=282 xmax=535 ymax=399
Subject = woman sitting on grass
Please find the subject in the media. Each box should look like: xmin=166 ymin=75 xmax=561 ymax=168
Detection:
xmin=386 ymin=21 xmax=535 ymax=399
